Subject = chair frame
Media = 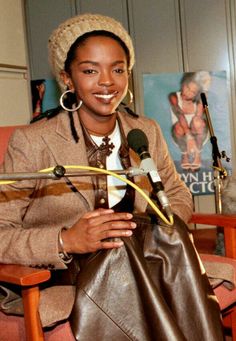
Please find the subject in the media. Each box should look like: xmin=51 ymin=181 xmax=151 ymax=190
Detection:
xmin=190 ymin=213 xmax=236 ymax=258
xmin=0 ymin=213 xmax=236 ymax=340
xmin=0 ymin=265 xmax=50 ymax=341
xmin=190 ymin=213 xmax=236 ymax=340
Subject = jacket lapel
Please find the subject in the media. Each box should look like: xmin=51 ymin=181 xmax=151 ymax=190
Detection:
xmin=41 ymin=112 xmax=94 ymax=210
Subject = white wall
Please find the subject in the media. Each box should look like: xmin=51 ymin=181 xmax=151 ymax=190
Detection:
xmin=0 ymin=0 xmax=31 ymax=125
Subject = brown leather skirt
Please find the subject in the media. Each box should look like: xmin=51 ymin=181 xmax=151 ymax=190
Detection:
xmin=70 ymin=214 xmax=224 ymax=341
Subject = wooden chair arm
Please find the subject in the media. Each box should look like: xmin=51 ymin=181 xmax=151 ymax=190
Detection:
xmin=189 ymin=213 xmax=236 ymax=259
xmin=0 ymin=264 xmax=51 ymax=286
xmin=0 ymin=264 xmax=51 ymax=341
xmin=190 ymin=213 xmax=236 ymax=226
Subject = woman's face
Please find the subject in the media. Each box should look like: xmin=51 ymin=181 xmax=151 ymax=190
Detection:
xmin=62 ymin=35 xmax=129 ymax=122
xmin=181 ymin=81 xmax=199 ymax=101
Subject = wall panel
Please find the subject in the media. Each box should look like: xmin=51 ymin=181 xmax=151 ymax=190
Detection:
xmin=25 ymin=0 xmax=77 ymax=80
xmin=0 ymin=0 xmax=27 ymax=66
xmin=77 ymin=0 xmax=129 ymax=26
xmin=180 ymin=0 xmax=230 ymax=71
xmin=128 ymin=0 xmax=183 ymax=114
xmin=0 ymin=69 xmax=31 ymax=125
xmin=0 ymin=0 xmax=31 ymax=125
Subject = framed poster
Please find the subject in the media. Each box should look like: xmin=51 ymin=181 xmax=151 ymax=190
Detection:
xmin=143 ymin=71 xmax=232 ymax=195
xmin=30 ymin=79 xmax=60 ymax=120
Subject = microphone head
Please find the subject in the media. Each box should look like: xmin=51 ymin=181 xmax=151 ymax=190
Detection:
xmin=127 ymin=129 xmax=149 ymax=154
xmin=200 ymin=92 xmax=208 ymax=106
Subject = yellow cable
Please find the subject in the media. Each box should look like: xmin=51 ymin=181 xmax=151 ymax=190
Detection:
xmin=0 ymin=165 xmax=174 ymax=226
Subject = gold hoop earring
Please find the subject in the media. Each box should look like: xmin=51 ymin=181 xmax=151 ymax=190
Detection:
xmin=122 ymin=89 xmax=133 ymax=106
xmin=60 ymin=89 xmax=82 ymax=112
xmin=119 ymin=88 xmax=137 ymax=117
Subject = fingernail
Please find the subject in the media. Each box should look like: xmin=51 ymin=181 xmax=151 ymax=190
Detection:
xmin=117 ymin=241 xmax=124 ymax=247
xmin=131 ymin=222 xmax=136 ymax=228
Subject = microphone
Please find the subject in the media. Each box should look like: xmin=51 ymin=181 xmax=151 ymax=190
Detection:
xmin=127 ymin=128 xmax=172 ymax=218
xmin=200 ymin=92 xmax=208 ymax=107
xmin=200 ymin=92 xmax=214 ymax=137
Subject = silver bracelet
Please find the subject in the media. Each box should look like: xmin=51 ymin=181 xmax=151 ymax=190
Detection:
xmin=58 ymin=227 xmax=73 ymax=263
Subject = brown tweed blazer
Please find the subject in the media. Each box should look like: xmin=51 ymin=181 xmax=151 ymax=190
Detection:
xmin=0 ymin=110 xmax=193 ymax=327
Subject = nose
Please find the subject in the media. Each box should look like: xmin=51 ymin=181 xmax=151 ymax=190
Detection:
xmin=98 ymin=70 xmax=114 ymax=86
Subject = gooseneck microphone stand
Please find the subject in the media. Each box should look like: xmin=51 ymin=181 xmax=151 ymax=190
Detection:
xmin=200 ymin=93 xmax=228 ymax=214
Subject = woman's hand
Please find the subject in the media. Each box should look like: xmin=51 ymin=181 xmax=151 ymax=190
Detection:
xmin=61 ymin=208 xmax=136 ymax=254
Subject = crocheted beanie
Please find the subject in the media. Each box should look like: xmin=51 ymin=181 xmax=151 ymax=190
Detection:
xmin=48 ymin=13 xmax=135 ymax=91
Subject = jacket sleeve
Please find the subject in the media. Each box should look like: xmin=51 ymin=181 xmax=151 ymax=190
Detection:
xmin=150 ymin=120 xmax=193 ymax=223
xmin=0 ymin=129 xmax=68 ymax=269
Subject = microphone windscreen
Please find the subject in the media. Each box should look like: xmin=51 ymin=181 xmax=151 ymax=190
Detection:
xmin=127 ymin=129 xmax=148 ymax=154
xmin=200 ymin=93 xmax=208 ymax=106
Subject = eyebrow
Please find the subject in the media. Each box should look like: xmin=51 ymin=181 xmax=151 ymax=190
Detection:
xmin=78 ymin=60 xmax=126 ymax=66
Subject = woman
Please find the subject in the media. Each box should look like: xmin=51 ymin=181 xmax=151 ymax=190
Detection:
xmin=169 ymin=72 xmax=210 ymax=171
xmin=0 ymin=14 xmax=223 ymax=340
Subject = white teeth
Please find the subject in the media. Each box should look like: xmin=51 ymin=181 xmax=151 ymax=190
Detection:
xmin=94 ymin=93 xmax=115 ymax=99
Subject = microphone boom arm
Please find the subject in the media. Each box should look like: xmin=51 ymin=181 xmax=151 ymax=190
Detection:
xmin=0 ymin=164 xmax=174 ymax=226
xmin=0 ymin=165 xmax=147 ymax=182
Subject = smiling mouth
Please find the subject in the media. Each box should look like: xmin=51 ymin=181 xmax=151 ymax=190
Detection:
xmin=94 ymin=91 xmax=118 ymax=100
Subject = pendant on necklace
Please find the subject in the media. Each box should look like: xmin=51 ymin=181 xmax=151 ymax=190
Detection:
xmin=99 ymin=136 xmax=115 ymax=156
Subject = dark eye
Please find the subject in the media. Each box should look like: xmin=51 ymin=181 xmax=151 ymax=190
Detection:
xmin=83 ymin=69 xmax=97 ymax=74
xmin=114 ymin=68 xmax=125 ymax=74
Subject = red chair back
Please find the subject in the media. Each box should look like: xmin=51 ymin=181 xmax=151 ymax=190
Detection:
xmin=0 ymin=126 xmax=25 ymax=165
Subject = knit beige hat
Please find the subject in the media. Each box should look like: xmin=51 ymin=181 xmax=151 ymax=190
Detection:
xmin=48 ymin=13 xmax=135 ymax=91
